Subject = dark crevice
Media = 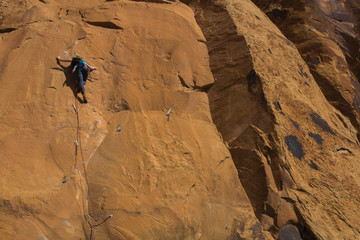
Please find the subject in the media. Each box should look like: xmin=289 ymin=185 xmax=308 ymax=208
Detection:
xmin=337 ymin=30 xmax=360 ymax=82
xmin=309 ymin=160 xmax=320 ymax=170
xmin=336 ymin=147 xmax=353 ymax=154
xmin=293 ymin=205 xmax=319 ymax=240
xmin=281 ymin=197 xmax=296 ymax=204
xmin=0 ymin=28 xmax=18 ymax=34
xmin=230 ymin=148 xmax=268 ymax=219
xmin=178 ymin=73 xmax=214 ymax=92
xmin=247 ymin=69 xmax=261 ymax=94
xmin=1 ymin=20 xmax=55 ymax=32
xmin=290 ymin=119 xmax=300 ymax=130
xmin=267 ymin=8 xmax=290 ymax=20
xmin=193 ymin=83 xmax=213 ymax=92
xmin=79 ymin=10 xmax=86 ymax=19
xmin=130 ymin=0 xmax=172 ymax=4
xmin=266 ymin=137 xmax=284 ymax=191
xmin=85 ymin=21 xmax=123 ymax=30
xmin=192 ymin=2 xmax=277 ymax=239
xmin=178 ymin=74 xmax=190 ymax=88
xmin=295 ymin=188 xmax=311 ymax=194
xmin=218 ymin=156 xmax=229 ymax=166
xmin=336 ymin=113 xmax=348 ymax=129
xmin=273 ymin=101 xmax=282 ymax=111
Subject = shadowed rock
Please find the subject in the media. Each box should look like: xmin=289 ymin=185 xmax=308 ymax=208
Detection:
xmin=308 ymin=132 xmax=323 ymax=145
xmin=85 ymin=21 xmax=123 ymax=30
xmin=309 ymin=113 xmax=335 ymax=135
xmin=285 ymin=135 xmax=305 ymax=160
xmin=279 ymin=224 xmax=302 ymax=240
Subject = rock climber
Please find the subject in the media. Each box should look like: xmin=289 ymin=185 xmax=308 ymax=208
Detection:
xmin=56 ymin=54 xmax=97 ymax=103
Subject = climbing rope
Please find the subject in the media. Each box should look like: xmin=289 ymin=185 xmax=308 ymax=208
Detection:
xmin=73 ymin=97 xmax=112 ymax=240
xmin=62 ymin=41 xmax=114 ymax=239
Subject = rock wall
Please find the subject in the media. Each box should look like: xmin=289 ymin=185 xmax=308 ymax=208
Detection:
xmin=0 ymin=0 xmax=269 ymax=239
xmin=252 ymin=0 xmax=360 ymax=135
xmin=1 ymin=0 xmax=360 ymax=239
xmin=191 ymin=0 xmax=360 ymax=239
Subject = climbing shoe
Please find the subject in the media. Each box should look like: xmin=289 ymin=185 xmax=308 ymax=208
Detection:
xmin=83 ymin=96 xmax=88 ymax=104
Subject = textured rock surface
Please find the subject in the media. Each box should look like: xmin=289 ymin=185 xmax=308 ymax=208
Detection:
xmin=192 ymin=0 xmax=360 ymax=239
xmin=1 ymin=0 xmax=360 ymax=239
xmin=0 ymin=0 xmax=268 ymax=239
xmin=252 ymin=0 xmax=360 ymax=135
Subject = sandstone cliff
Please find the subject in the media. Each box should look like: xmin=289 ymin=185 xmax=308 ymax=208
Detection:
xmin=0 ymin=0 xmax=360 ymax=239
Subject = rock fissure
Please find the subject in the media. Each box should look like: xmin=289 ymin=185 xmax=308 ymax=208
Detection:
xmin=85 ymin=21 xmax=123 ymax=30
xmin=130 ymin=0 xmax=173 ymax=4
xmin=191 ymin=1 xmax=284 ymax=238
xmin=0 ymin=27 xmax=17 ymax=33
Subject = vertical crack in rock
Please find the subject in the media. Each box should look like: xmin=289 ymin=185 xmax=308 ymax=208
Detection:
xmin=178 ymin=74 xmax=190 ymax=88
xmin=191 ymin=2 xmax=283 ymax=238
xmin=190 ymin=1 xmax=325 ymax=239
xmin=230 ymin=148 xmax=269 ymax=218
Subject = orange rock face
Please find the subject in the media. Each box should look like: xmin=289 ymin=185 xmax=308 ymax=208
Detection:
xmin=193 ymin=0 xmax=360 ymax=239
xmin=0 ymin=0 xmax=268 ymax=239
xmin=1 ymin=0 xmax=360 ymax=239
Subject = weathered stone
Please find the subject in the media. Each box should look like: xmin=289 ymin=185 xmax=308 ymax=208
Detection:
xmin=0 ymin=0 xmax=269 ymax=239
xmin=1 ymin=0 xmax=360 ymax=239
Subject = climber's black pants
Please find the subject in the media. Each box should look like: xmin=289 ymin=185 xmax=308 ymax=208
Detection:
xmin=76 ymin=70 xmax=88 ymax=95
